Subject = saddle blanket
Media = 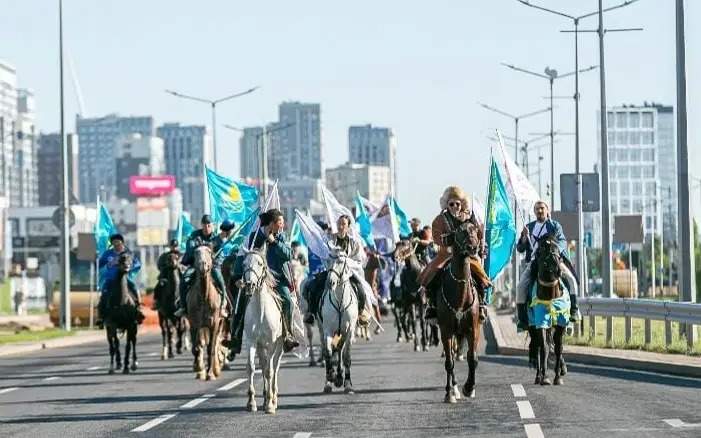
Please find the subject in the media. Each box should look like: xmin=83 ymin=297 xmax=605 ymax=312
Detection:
xmin=527 ymin=282 xmax=571 ymax=329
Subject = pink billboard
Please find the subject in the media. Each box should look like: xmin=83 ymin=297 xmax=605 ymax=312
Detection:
xmin=129 ymin=175 xmax=176 ymax=196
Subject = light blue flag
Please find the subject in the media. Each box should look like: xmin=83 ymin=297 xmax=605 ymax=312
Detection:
xmin=94 ymin=200 xmax=118 ymax=255
xmin=218 ymin=209 xmax=259 ymax=258
xmin=205 ymin=166 xmax=259 ymax=224
xmin=484 ymin=158 xmax=517 ymax=303
xmin=354 ymin=192 xmax=375 ymax=249
xmin=390 ymin=196 xmax=412 ymax=238
xmin=176 ymin=214 xmax=195 ymax=252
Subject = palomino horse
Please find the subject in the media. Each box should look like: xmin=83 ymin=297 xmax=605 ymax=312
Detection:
xmin=529 ymin=233 xmax=569 ymax=386
xmin=155 ymin=251 xmax=183 ymax=359
xmin=436 ymin=222 xmax=481 ymax=403
xmin=320 ymin=252 xmax=358 ymax=394
xmin=241 ymin=246 xmax=285 ymax=414
xmin=394 ymin=240 xmax=429 ymax=352
xmin=187 ymin=246 xmax=224 ymax=380
xmin=104 ymin=253 xmax=141 ymax=374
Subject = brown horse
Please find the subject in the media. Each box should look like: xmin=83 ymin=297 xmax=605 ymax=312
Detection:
xmin=436 ymin=222 xmax=481 ymax=403
xmin=393 ymin=240 xmax=430 ymax=351
xmin=187 ymin=246 xmax=224 ymax=380
xmin=104 ymin=253 xmax=141 ymax=375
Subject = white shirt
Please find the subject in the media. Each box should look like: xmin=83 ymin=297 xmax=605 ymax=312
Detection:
xmin=529 ymin=221 xmax=549 ymax=254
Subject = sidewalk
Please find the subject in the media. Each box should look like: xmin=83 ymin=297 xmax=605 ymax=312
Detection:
xmin=0 ymin=314 xmax=54 ymax=330
xmin=488 ymin=308 xmax=701 ymax=378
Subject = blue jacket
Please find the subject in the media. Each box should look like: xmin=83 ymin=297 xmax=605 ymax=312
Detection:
xmin=234 ymin=229 xmax=293 ymax=288
xmin=98 ymin=247 xmax=141 ymax=290
xmin=516 ymin=219 xmax=568 ymax=263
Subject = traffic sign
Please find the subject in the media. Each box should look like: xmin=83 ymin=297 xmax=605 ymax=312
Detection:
xmin=559 ymin=173 xmax=600 ymax=212
xmin=52 ymin=207 xmax=76 ymax=230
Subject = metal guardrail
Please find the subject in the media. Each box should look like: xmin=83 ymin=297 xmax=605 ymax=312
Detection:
xmin=577 ymin=297 xmax=700 ymax=349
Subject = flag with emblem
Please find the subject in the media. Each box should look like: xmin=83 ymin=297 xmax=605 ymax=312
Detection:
xmin=205 ymin=166 xmax=259 ymax=224
xmin=389 ymin=196 xmax=411 ymax=238
xmin=175 ymin=213 xmax=195 ymax=253
xmin=94 ymin=197 xmax=118 ymax=254
xmin=354 ymin=192 xmax=375 ymax=249
xmin=484 ymin=157 xmax=516 ymax=294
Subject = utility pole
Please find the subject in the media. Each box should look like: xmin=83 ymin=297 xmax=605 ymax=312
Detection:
xmin=59 ymin=0 xmax=71 ymax=331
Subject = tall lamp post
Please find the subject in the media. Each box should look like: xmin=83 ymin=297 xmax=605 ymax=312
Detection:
xmin=58 ymin=0 xmax=71 ymax=331
xmin=165 ymin=86 xmax=259 ymax=171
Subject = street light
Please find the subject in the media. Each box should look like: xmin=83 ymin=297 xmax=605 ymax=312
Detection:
xmin=165 ymin=86 xmax=259 ymax=171
xmin=502 ymin=62 xmax=597 ymax=211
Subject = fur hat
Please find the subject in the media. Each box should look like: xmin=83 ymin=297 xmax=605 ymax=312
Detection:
xmin=440 ymin=186 xmax=470 ymax=211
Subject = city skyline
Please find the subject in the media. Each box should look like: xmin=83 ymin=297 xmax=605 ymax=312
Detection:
xmin=1 ymin=1 xmax=700 ymax=222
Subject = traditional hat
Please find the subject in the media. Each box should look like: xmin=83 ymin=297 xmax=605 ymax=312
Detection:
xmin=439 ymin=186 xmax=470 ymax=211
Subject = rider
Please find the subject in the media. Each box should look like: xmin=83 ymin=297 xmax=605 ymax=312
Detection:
xmin=154 ymin=238 xmax=181 ymax=309
xmin=96 ymin=233 xmax=142 ymax=326
xmin=417 ymin=186 xmax=491 ymax=322
xmin=174 ymin=214 xmax=228 ymax=317
xmin=303 ymin=215 xmax=372 ymax=327
xmin=228 ymin=209 xmax=300 ymax=354
xmin=515 ymin=200 xmax=580 ymax=330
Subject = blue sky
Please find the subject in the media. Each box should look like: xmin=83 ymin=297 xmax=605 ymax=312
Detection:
xmin=2 ymin=0 xmax=699 ymax=221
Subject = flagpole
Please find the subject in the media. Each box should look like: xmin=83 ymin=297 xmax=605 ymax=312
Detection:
xmin=496 ymin=131 xmax=521 ymax=307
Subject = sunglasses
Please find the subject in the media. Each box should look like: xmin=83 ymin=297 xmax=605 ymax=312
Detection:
xmin=448 ymin=201 xmax=461 ymax=207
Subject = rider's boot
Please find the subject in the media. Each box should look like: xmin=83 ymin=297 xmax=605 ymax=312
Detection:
xmin=355 ymin=286 xmax=370 ymax=327
xmin=303 ymin=282 xmax=317 ymax=325
xmin=516 ymin=303 xmax=529 ymax=331
xmin=223 ymin=293 xmax=249 ymax=353
xmin=174 ymin=283 xmax=188 ymax=318
xmin=569 ymin=293 xmax=581 ymax=322
xmin=282 ymin=314 xmax=300 ymax=353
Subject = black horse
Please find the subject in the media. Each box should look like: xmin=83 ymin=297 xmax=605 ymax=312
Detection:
xmin=394 ymin=240 xmax=432 ymax=351
xmin=154 ymin=251 xmax=189 ymax=359
xmin=104 ymin=253 xmax=142 ymax=374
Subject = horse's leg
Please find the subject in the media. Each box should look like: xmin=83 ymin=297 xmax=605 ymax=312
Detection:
xmin=323 ymin=335 xmax=334 ymax=394
xmin=159 ymin=313 xmax=167 ymax=360
xmin=463 ymin=319 xmax=479 ymax=398
xmin=538 ymin=328 xmax=551 ymax=385
xmin=343 ymin=339 xmax=354 ymax=394
xmin=131 ymin=324 xmax=138 ymax=370
xmin=334 ymin=342 xmax=344 ymax=388
xmin=419 ymin=300 xmax=429 ymax=352
xmin=123 ymin=330 xmax=131 ymax=374
xmin=206 ymin=326 xmax=217 ymax=381
xmin=166 ymin=318 xmax=174 ymax=359
xmin=271 ymin=342 xmax=283 ymax=410
xmin=527 ymin=326 xmax=537 ymax=370
xmin=195 ymin=328 xmax=206 ymax=380
xmin=553 ymin=326 xmax=565 ymax=385
xmin=441 ymin=331 xmax=456 ymax=404
xmin=391 ymin=303 xmax=401 ymax=342
xmin=306 ymin=323 xmax=316 ymax=367
xmin=107 ymin=328 xmax=115 ymax=374
xmin=246 ymin=345 xmax=257 ymax=412
xmin=212 ymin=319 xmax=223 ymax=378
xmin=114 ymin=332 xmax=122 ymax=370
xmin=176 ymin=319 xmax=183 ymax=354
xmin=546 ymin=328 xmax=556 ymax=370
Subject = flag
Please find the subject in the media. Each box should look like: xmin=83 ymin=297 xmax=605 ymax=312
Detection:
xmin=205 ymin=166 xmax=259 ymax=224
xmin=354 ymin=192 xmax=375 ymax=248
xmin=241 ymin=180 xmax=281 ymax=251
xmin=484 ymin=158 xmax=517 ymax=297
xmin=472 ymin=195 xmax=486 ymax=227
xmin=358 ymin=194 xmax=381 ymax=216
xmin=218 ymin=208 xmax=259 ymax=258
xmin=496 ymin=131 xmax=540 ymax=215
xmin=175 ymin=213 xmax=195 ymax=252
xmin=294 ymin=209 xmax=330 ymax=261
xmin=371 ymin=196 xmax=399 ymax=248
xmin=94 ymin=198 xmax=118 ymax=254
xmin=321 ymin=185 xmax=354 ymax=234
xmin=390 ymin=196 xmax=411 ymax=238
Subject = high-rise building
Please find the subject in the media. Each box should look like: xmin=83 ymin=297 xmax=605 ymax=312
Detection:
xmin=37 ymin=133 xmax=79 ymax=206
xmin=77 ymin=114 xmax=154 ymax=202
xmin=599 ymin=103 xmax=675 ymax=241
xmin=276 ymin=102 xmax=322 ymax=180
xmin=239 ymin=126 xmax=264 ymax=183
xmin=0 ymin=60 xmax=18 ymax=204
xmin=348 ymin=124 xmax=397 ymax=195
xmin=157 ymin=123 xmax=212 ymax=221
xmin=13 ymin=89 xmax=38 ymax=207
xmin=325 ymin=162 xmax=391 ymax=208
xmin=115 ymin=133 xmax=165 ymax=200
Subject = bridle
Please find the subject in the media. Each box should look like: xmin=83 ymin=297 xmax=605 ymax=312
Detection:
xmin=243 ymin=251 xmax=268 ymax=296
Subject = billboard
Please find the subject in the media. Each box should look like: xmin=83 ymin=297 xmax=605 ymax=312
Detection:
xmin=129 ymin=175 xmax=176 ymax=197
xmin=559 ymin=173 xmax=600 ymax=213
xmin=136 ymin=197 xmax=169 ymax=246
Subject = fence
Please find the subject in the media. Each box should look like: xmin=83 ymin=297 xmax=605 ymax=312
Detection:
xmin=578 ymin=297 xmax=701 ymax=349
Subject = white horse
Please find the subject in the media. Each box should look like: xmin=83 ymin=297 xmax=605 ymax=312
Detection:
xmin=242 ymin=247 xmax=284 ymax=414
xmin=320 ymin=253 xmax=359 ymax=394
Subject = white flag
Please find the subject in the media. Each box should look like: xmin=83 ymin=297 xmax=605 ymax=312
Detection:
xmin=321 ymin=185 xmax=355 ymax=234
xmin=294 ymin=209 xmax=330 ymax=261
xmin=358 ymin=194 xmax=381 ymax=216
xmin=241 ymin=180 xmax=281 ymax=252
xmin=496 ymin=131 xmax=540 ymax=214
xmin=472 ymin=195 xmax=486 ymax=226
xmin=371 ymin=196 xmax=399 ymax=248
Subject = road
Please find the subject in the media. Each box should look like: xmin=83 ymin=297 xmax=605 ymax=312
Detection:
xmin=1 ymin=319 xmax=700 ymax=437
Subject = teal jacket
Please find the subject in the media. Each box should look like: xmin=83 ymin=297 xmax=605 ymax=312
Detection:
xmin=234 ymin=229 xmax=293 ymax=287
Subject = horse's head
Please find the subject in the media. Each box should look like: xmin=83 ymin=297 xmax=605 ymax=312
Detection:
xmin=242 ymin=247 xmax=269 ymax=293
xmin=326 ymin=253 xmax=352 ymax=291
xmin=534 ymin=233 xmax=561 ymax=283
xmin=194 ymin=245 xmax=213 ymax=273
xmin=452 ymin=222 xmax=480 ymax=257
xmin=167 ymin=251 xmax=180 ymax=270
xmin=118 ymin=252 xmax=132 ymax=273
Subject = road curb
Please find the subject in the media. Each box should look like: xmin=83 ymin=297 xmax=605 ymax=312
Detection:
xmin=486 ymin=308 xmax=701 ymax=379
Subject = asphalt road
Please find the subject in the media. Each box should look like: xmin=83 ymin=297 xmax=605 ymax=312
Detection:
xmin=1 ymin=319 xmax=701 ymax=438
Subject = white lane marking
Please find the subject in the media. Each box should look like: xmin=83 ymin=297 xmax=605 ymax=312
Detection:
xmin=131 ymin=413 xmax=178 ymax=432
xmin=516 ymin=400 xmax=535 ymax=419
xmin=180 ymin=393 xmax=215 ymax=409
xmin=0 ymin=387 xmax=19 ymax=395
xmin=218 ymin=378 xmax=247 ymax=392
xmin=293 ymin=433 xmax=312 ymax=438
xmin=147 ymin=352 xmax=158 ymax=357
xmin=43 ymin=376 xmax=61 ymax=381
xmin=524 ymin=424 xmax=545 ymax=438
xmin=86 ymin=366 xmax=101 ymax=371
xmin=664 ymin=419 xmax=701 ymax=428
xmin=510 ymin=384 xmax=526 ymax=398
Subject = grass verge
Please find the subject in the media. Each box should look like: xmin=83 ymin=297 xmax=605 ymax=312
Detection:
xmin=0 ymin=328 xmax=78 ymax=345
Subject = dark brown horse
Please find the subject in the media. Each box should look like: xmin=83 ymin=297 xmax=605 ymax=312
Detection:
xmin=436 ymin=222 xmax=481 ymax=403
xmin=154 ymin=251 xmax=187 ymax=359
xmin=393 ymin=240 xmax=429 ymax=351
xmin=104 ymin=253 xmax=141 ymax=374
xmin=529 ymin=233 xmax=568 ymax=386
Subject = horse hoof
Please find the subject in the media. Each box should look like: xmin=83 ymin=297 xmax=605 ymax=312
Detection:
xmin=452 ymin=385 xmax=462 ymax=401
xmin=541 ymin=377 xmax=552 ymax=386
xmin=414 ymin=345 xmax=421 ymax=352
xmin=560 ymin=363 xmax=568 ymax=376
xmin=168 ymin=352 xmax=174 ymax=359
xmin=396 ymin=337 xmax=402 ymax=343
xmin=334 ymin=375 xmax=344 ymax=388
xmin=422 ymin=345 xmax=429 ymax=352
xmin=116 ymin=362 xmax=122 ymax=370
xmin=308 ymin=360 xmax=316 ymax=367
xmin=457 ymin=355 xmax=465 ymax=362
xmin=122 ymin=368 xmax=130 ymax=375
xmin=344 ymin=383 xmax=354 ymax=394
xmin=534 ymin=376 xmax=541 ymax=385
xmin=554 ymin=376 xmax=564 ymax=386
xmin=444 ymin=394 xmax=457 ymax=404
xmin=265 ymin=406 xmax=276 ymax=414
xmin=323 ymin=383 xmax=333 ymax=394
xmin=247 ymin=402 xmax=257 ymax=412
xmin=131 ymin=363 xmax=137 ymax=371
xmin=108 ymin=368 xmax=115 ymax=375
xmin=196 ymin=372 xmax=206 ymax=380
xmin=161 ymin=354 xmax=166 ymax=360
xmin=462 ymin=385 xmax=476 ymax=398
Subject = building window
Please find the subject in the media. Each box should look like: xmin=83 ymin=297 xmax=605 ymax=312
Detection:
xmin=629 ymin=112 xmax=640 ymax=128
xmin=621 ymin=199 xmax=630 ymax=212
xmin=645 ymin=182 xmax=656 ymax=196
xmin=632 ymin=182 xmax=643 ymax=195
xmin=642 ymin=132 xmax=654 ymax=144
xmin=616 ymin=131 xmax=627 ymax=145
xmin=616 ymin=112 xmax=627 ymax=128
xmin=607 ymin=112 xmax=615 ymax=128
xmin=642 ymin=112 xmax=654 ymax=128
xmin=610 ymin=181 xmax=618 ymax=195
xmin=618 ymin=166 xmax=629 ymax=178
xmin=617 ymin=149 xmax=629 ymax=161
xmin=643 ymin=166 xmax=655 ymax=178
xmin=630 ymin=166 xmax=641 ymax=178
xmin=628 ymin=131 xmax=640 ymax=145
xmin=642 ymin=149 xmax=655 ymax=161
xmin=620 ymin=181 xmax=630 ymax=196
xmin=608 ymin=131 xmax=616 ymax=145
xmin=630 ymin=149 xmax=641 ymax=161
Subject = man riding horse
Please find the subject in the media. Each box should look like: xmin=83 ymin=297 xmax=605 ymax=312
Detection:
xmin=515 ymin=200 xmax=580 ymax=331
xmin=227 ymin=209 xmax=300 ymax=354
xmin=97 ymin=234 xmax=142 ymax=327
xmin=175 ymin=215 xmax=228 ymax=317
xmin=302 ymin=215 xmax=372 ymax=327
xmin=417 ymin=186 xmax=491 ymax=322
xmin=154 ymin=239 xmax=181 ymax=309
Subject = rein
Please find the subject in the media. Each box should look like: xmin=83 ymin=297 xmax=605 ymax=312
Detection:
xmin=440 ymin=257 xmax=475 ymax=321
xmin=323 ymin=257 xmax=354 ymax=333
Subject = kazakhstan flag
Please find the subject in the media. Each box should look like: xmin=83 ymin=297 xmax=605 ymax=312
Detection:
xmin=176 ymin=213 xmax=195 ymax=252
xmin=390 ymin=196 xmax=412 ymax=238
xmin=354 ymin=192 xmax=375 ymax=249
xmin=484 ymin=157 xmax=516 ymax=287
xmin=205 ymin=166 xmax=259 ymax=224
xmin=94 ymin=200 xmax=118 ymax=254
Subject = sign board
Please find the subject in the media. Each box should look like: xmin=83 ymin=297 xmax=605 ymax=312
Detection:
xmin=559 ymin=173 xmax=600 ymax=213
xmin=12 ymin=236 xmax=25 ymax=248
xmin=77 ymin=233 xmax=97 ymax=261
xmin=137 ymin=228 xmax=168 ymax=246
xmin=27 ymin=236 xmax=60 ymax=248
xmin=129 ymin=175 xmax=176 ymax=197
xmin=551 ymin=211 xmax=578 ymax=241
xmin=136 ymin=197 xmax=169 ymax=246
xmin=51 ymin=208 xmax=76 ymax=230
xmin=28 ymin=218 xmax=60 ymax=236
xmin=613 ymin=215 xmax=644 ymax=243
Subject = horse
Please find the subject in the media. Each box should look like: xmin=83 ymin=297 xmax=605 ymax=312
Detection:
xmin=528 ymin=233 xmax=569 ymax=386
xmin=187 ymin=246 xmax=224 ymax=381
xmin=104 ymin=253 xmax=141 ymax=375
xmin=155 ymin=251 xmax=181 ymax=360
xmin=319 ymin=252 xmax=358 ymax=394
xmin=241 ymin=246 xmax=285 ymax=414
xmin=394 ymin=240 xmax=430 ymax=352
xmin=436 ymin=222 xmax=481 ymax=403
